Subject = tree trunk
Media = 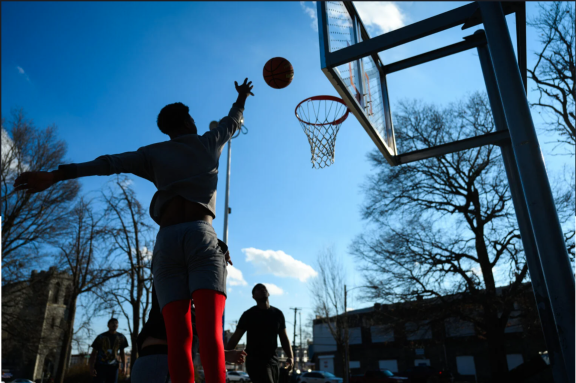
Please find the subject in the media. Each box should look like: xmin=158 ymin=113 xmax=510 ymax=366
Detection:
xmin=484 ymin=307 xmax=509 ymax=383
xmin=55 ymin=294 xmax=78 ymax=383
xmin=130 ymin=285 xmax=142 ymax=370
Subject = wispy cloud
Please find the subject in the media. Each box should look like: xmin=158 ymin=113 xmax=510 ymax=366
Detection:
xmin=300 ymin=1 xmax=318 ymax=32
xmin=242 ymin=247 xmax=318 ymax=282
xmin=354 ymin=2 xmax=406 ymax=35
xmin=263 ymin=283 xmax=284 ymax=296
xmin=16 ymin=66 xmax=30 ymax=82
xmin=227 ymin=265 xmax=248 ymax=286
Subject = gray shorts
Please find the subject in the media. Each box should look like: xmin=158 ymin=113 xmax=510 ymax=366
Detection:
xmin=131 ymin=354 xmax=170 ymax=383
xmin=152 ymin=221 xmax=227 ymax=311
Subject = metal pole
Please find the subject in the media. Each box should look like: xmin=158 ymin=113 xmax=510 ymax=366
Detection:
xmin=223 ymin=140 xmax=232 ymax=244
xmin=344 ymin=285 xmax=349 ymax=383
xmin=475 ymin=32 xmax=569 ymax=383
xmin=222 ymin=139 xmax=231 ymax=347
xmin=479 ymin=3 xmax=575 ymax=381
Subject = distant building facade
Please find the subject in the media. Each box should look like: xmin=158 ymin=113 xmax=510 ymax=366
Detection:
xmin=2 ymin=267 xmax=73 ymax=380
xmin=310 ymin=283 xmax=551 ymax=383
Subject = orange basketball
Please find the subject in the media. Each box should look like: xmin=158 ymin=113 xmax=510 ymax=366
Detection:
xmin=263 ymin=57 xmax=294 ymax=89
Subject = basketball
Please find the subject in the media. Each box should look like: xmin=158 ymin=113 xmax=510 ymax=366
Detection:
xmin=263 ymin=57 xmax=294 ymax=89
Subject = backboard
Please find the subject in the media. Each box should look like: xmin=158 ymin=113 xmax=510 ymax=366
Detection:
xmin=317 ymin=1 xmax=397 ymax=164
xmin=316 ymin=1 xmax=526 ymax=166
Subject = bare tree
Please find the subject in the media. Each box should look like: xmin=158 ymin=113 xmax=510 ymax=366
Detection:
xmin=528 ymin=1 xmax=575 ymax=148
xmin=1 ymin=108 xmax=80 ymax=284
xmin=351 ymin=93 xmax=574 ymax=383
xmin=1 ymin=109 xmax=80 ymax=374
xmin=99 ymin=176 xmax=153 ymax=368
xmin=309 ymin=246 xmax=348 ymax=381
xmin=52 ymin=198 xmax=125 ymax=383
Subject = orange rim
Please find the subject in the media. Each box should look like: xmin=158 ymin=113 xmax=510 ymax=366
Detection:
xmin=295 ymin=95 xmax=350 ymax=126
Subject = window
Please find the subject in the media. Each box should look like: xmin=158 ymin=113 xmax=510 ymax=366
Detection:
xmin=64 ymin=287 xmax=72 ymax=306
xmin=349 ymin=361 xmax=360 ymax=368
xmin=52 ymin=283 xmax=61 ymax=304
xmin=506 ymin=354 xmax=524 ymax=370
xmin=456 ymin=356 xmax=476 ymax=376
xmin=445 ymin=317 xmax=475 ymax=337
xmin=414 ymin=359 xmax=431 ymax=366
xmin=371 ymin=325 xmax=394 ymax=342
xmin=379 ymin=360 xmax=398 ymax=373
xmin=348 ymin=327 xmax=362 ymax=344
xmin=313 ymin=323 xmax=337 ymax=352
xmin=504 ymin=311 xmax=523 ymax=333
xmin=405 ymin=321 xmax=432 ymax=340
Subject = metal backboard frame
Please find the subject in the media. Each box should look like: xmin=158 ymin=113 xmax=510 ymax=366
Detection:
xmin=317 ymin=1 xmax=526 ymax=166
xmin=317 ymin=3 xmax=576 ymax=382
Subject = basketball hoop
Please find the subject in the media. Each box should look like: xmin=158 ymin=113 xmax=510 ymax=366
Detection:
xmin=295 ymin=95 xmax=350 ymax=169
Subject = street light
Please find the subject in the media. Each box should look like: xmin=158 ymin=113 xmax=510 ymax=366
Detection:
xmin=210 ymin=120 xmax=248 ymax=346
xmin=343 ymin=285 xmax=378 ymax=383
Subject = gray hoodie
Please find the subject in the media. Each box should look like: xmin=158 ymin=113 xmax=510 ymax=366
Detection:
xmin=58 ymin=104 xmax=244 ymax=224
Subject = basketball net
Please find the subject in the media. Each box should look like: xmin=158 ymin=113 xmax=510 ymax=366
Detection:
xmin=295 ymin=96 xmax=350 ymax=169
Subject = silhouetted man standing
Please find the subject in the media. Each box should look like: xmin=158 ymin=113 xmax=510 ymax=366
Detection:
xmin=226 ymin=284 xmax=293 ymax=383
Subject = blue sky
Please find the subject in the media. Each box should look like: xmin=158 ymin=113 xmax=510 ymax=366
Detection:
xmin=2 ymin=1 xmax=573 ymax=353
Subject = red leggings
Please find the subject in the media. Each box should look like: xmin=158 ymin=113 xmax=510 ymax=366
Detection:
xmin=162 ymin=289 xmax=226 ymax=383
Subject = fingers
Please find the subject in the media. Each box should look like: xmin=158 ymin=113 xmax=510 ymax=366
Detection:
xmin=225 ymin=251 xmax=233 ymax=266
xmin=13 ymin=172 xmax=29 ymax=187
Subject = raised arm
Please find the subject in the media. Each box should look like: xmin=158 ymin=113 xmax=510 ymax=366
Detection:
xmin=203 ymin=78 xmax=254 ymax=151
xmin=225 ymin=327 xmax=247 ymax=351
xmin=234 ymin=78 xmax=254 ymax=109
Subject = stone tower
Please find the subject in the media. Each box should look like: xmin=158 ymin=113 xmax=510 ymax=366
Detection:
xmin=2 ymin=267 xmax=73 ymax=380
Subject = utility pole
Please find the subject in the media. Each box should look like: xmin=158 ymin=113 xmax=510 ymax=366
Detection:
xmin=299 ymin=311 xmax=303 ymax=371
xmin=290 ymin=307 xmax=301 ymax=363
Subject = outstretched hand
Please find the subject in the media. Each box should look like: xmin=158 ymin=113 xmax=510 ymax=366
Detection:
xmin=13 ymin=171 xmax=57 ymax=194
xmin=235 ymin=78 xmax=254 ymax=97
xmin=225 ymin=349 xmax=247 ymax=364
xmin=224 ymin=250 xmax=233 ymax=266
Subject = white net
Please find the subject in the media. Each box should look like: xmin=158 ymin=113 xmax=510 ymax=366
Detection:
xmin=295 ymin=97 xmax=349 ymax=169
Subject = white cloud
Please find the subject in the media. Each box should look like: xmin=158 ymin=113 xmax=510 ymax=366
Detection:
xmin=16 ymin=66 xmax=30 ymax=82
xmin=263 ymin=283 xmax=284 ymax=296
xmin=300 ymin=1 xmax=318 ymax=32
xmin=242 ymin=247 xmax=318 ymax=282
xmin=354 ymin=2 xmax=406 ymax=34
xmin=227 ymin=265 xmax=248 ymax=286
xmin=141 ymin=246 xmax=153 ymax=262
xmin=119 ymin=178 xmax=133 ymax=188
xmin=1 ymin=128 xmax=29 ymax=173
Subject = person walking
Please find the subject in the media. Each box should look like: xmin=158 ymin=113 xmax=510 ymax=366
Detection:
xmin=88 ymin=318 xmax=129 ymax=383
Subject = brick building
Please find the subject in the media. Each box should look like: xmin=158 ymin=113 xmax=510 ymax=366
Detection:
xmin=2 ymin=267 xmax=73 ymax=381
xmin=310 ymin=283 xmax=551 ymax=382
